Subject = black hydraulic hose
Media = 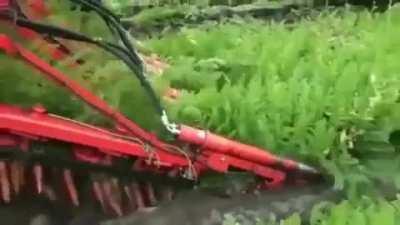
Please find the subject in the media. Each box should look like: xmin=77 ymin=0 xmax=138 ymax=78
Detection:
xmin=72 ymin=0 xmax=121 ymax=21
xmin=15 ymin=17 xmax=140 ymax=78
xmin=70 ymin=0 xmax=166 ymax=116
xmin=17 ymin=18 xmax=134 ymax=67
xmin=11 ymin=13 xmax=164 ymax=115
xmin=70 ymin=0 xmax=143 ymax=69
xmin=16 ymin=18 xmax=97 ymax=43
xmin=5 ymin=0 xmax=165 ymax=117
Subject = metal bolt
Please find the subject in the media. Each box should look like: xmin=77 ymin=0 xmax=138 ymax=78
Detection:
xmin=32 ymin=104 xmax=46 ymax=113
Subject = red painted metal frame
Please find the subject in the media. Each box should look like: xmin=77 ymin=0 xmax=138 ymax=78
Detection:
xmin=0 ymin=34 xmax=171 ymax=152
xmin=1 ymin=0 xmax=71 ymax=61
xmin=0 ymin=0 xmax=9 ymax=9
xmin=0 ymin=1 xmax=316 ymax=187
xmin=0 ymin=35 xmax=289 ymax=184
xmin=0 ymin=104 xmax=187 ymax=167
xmin=178 ymin=125 xmax=301 ymax=171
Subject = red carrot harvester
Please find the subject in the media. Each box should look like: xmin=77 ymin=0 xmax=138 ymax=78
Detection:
xmin=0 ymin=0 xmax=318 ymax=216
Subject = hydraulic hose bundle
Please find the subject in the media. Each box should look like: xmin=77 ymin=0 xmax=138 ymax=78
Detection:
xmin=0 ymin=0 xmax=319 ymax=217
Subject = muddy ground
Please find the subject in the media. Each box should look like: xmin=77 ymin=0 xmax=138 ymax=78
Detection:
xmin=0 ymin=183 xmax=342 ymax=225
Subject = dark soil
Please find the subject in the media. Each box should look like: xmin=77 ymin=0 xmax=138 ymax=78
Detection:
xmin=102 ymin=183 xmax=341 ymax=225
xmin=0 ymin=193 xmax=105 ymax=225
xmin=0 ymin=195 xmax=67 ymax=225
xmin=0 ymin=184 xmax=339 ymax=225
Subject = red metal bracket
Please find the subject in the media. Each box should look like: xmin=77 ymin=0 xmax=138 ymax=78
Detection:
xmin=0 ymin=11 xmax=318 ymax=187
xmin=178 ymin=125 xmax=315 ymax=173
xmin=0 ymin=0 xmax=10 ymax=10
xmin=0 ymin=34 xmax=171 ymax=152
xmin=0 ymin=104 xmax=188 ymax=168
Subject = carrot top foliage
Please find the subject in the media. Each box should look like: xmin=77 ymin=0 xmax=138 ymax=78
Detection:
xmin=224 ymin=197 xmax=400 ymax=225
xmin=1 ymin=0 xmax=400 ymax=198
xmin=146 ymin=6 xmax=400 ymax=194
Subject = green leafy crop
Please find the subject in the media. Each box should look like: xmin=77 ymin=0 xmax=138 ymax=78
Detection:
xmin=2 ymin=0 xmax=400 ymax=197
xmin=146 ymin=6 xmax=400 ymax=193
xmin=223 ymin=197 xmax=400 ymax=225
xmin=0 ymin=0 xmax=169 ymax=132
xmin=1 ymin=3 xmax=399 ymax=225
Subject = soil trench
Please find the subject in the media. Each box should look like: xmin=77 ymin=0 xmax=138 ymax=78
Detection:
xmin=0 ymin=184 xmax=340 ymax=225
